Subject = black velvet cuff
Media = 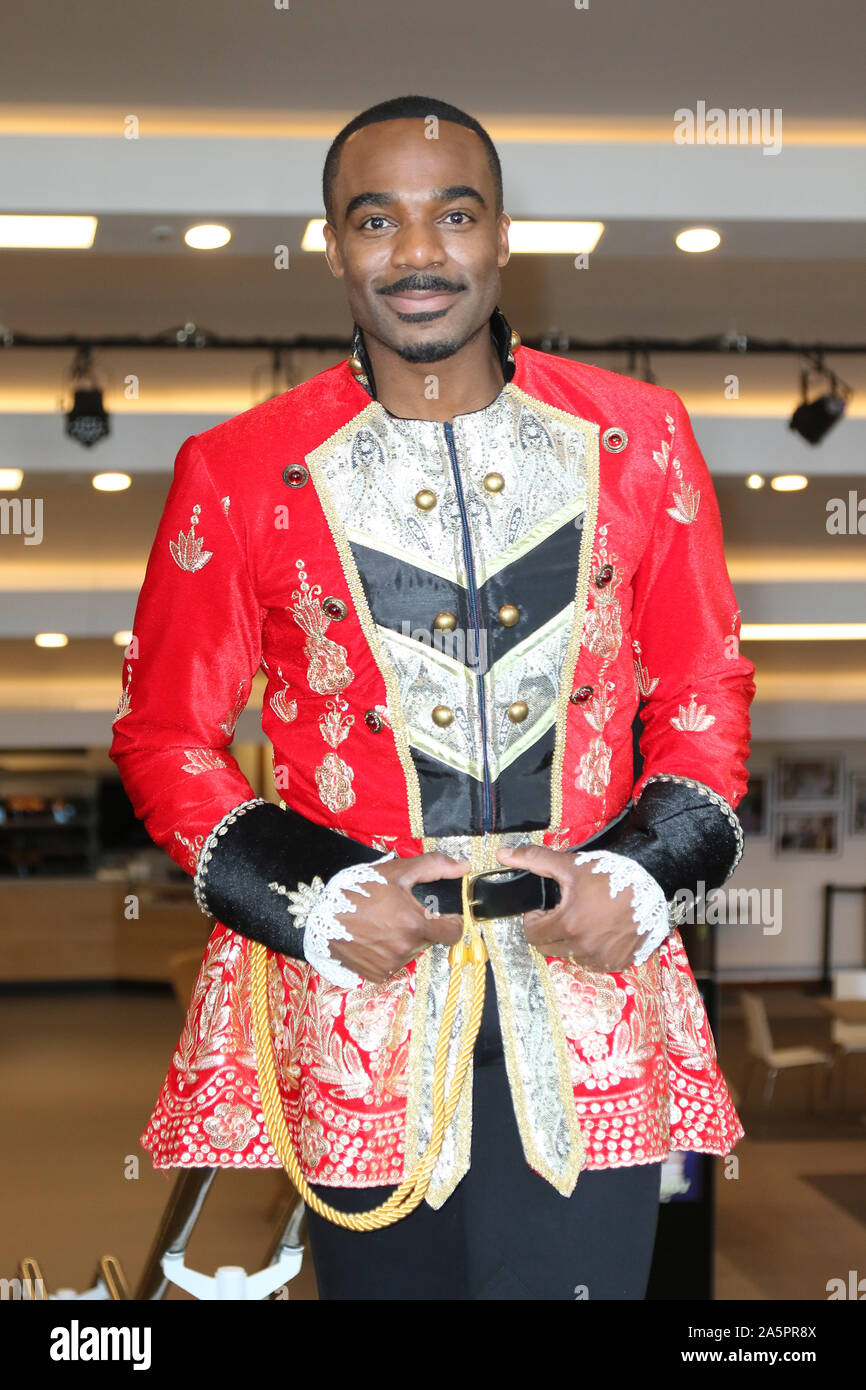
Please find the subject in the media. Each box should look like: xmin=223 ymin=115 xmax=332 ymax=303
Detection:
xmin=578 ymin=777 xmax=743 ymax=903
xmin=195 ymin=801 xmax=385 ymax=957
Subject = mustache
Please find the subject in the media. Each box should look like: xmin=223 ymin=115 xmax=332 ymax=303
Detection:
xmin=378 ymin=277 xmax=466 ymax=295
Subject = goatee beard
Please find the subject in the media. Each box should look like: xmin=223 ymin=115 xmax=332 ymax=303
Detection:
xmin=395 ymin=337 xmax=461 ymax=364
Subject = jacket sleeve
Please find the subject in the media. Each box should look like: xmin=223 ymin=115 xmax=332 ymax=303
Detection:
xmin=582 ymin=390 xmax=756 ymax=901
xmin=109 ymin=433 xmax=382 ymax=957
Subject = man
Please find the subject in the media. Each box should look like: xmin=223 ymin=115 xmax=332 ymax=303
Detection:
xmin=110 ymin=94 xmax=755 ymax=1301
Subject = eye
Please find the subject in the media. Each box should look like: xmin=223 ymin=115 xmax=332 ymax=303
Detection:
xmin=359 ymin=215 xmax=391 ymax=230
xmin=443 ymin=211 xmax=473 ymax=225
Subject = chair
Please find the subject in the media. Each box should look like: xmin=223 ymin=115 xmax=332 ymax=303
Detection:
xmin=738 ymin=991 xmax=834 ymax=1113
xmin=831 ymin=970 xmax=866 ymax=1107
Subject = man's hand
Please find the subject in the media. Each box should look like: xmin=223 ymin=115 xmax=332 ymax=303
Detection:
xmin=328 ymin=851 xmax=471 ymax=984
xmin=495 ymin=844 xmax=642 ymax=972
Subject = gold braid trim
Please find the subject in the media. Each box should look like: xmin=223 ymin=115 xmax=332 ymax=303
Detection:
xmin=250 ymin=874 xmax=487 ymax=1230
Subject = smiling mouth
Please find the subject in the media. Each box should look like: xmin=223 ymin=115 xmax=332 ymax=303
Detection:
xmin=385 ymin=290 xmax=461 ymax=317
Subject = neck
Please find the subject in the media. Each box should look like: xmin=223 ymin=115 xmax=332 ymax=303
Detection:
xmin=361 ymin=319 xmax=505 ymax=423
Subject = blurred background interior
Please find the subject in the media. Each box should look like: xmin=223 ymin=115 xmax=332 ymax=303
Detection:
xmin=1 ymin=0 xmax=864 ymax=1302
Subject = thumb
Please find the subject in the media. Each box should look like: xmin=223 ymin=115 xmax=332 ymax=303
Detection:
xmin=496 ymin=844 xmax=551 ymax=867
xmin=425 ymin=852 xmax=473 ymax=878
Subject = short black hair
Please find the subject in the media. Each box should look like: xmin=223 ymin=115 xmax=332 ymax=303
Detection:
xmin=322 ymin=94 xmax=503 ymax=225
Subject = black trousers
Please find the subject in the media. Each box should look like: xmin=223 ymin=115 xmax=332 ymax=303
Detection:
xmin=305 ymin=962 xmax=662 ymax=1300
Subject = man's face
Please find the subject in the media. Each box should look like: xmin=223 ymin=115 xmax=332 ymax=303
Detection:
xmin=323 ymin=118 xmax=510 ymax=364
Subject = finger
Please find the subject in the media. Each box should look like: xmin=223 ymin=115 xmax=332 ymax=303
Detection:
xmin=417 ymin=912 xmax=464 ymax=946
xmin=495 ymin=844 xmax=560 ymax=873
xmin=400 ymin=852 xmax=472 ymax=884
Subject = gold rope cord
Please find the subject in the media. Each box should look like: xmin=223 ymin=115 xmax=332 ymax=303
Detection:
xmin=250 ymin=874 xmax=488 ymax=1230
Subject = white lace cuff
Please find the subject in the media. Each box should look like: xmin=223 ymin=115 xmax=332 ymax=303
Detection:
xmin=571 ymin=848 xmax=672 ymax=966
xmin=270 ymin=852 xmax=397 ymax=990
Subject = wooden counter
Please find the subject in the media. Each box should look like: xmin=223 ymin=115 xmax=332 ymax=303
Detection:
xmin=0 ymin=878 xmax=210 ymax=983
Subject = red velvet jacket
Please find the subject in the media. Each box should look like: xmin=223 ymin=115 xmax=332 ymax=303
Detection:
xmin=110 ymin=333 xmax=755 ymax=1192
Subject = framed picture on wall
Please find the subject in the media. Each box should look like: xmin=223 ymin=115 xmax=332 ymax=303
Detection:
xmin=738 ymin=775 xmax=769 ymax=835
xmin=774 ymin=810 xmax=840 ymax=856
xmin=850 ymin=774 xmax=866 ymax=836
xmin=776 ymin=757 xmax=843 ymax=804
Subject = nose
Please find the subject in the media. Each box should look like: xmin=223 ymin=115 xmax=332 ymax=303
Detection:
xmin=390 ymin=216 xmax=447 ymax=271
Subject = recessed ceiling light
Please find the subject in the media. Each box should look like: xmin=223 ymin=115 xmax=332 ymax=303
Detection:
xmin=184 ymin=224 xmax=231 ymax=250
xmin=505 ymin=221 xmax=605 ymax=254
xmin=745 ymin=474 xmax=765 ymax=489
xmin=35 ymin=633 xmax=69 ymax=648
xmin=0 ymin=469 xmax=23 ymax=490
xmin=0 ymin=215 xmax=97 ymax=248
xmin=92 ymin=473 xmax=131 ymax=491
xmin=675 ymin=227 xmax=721 ymax=253
xmin=770 ymin=474 xmax=808 ymax=491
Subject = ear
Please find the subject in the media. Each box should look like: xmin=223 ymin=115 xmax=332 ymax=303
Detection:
xmin=497 ymin=211 xmax=511 ymax=269
xmin=322 ymin=221 xmax=344 ymax=279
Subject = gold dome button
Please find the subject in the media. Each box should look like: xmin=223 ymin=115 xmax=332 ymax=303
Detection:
xmin=497 ymin=603 xmax=519 ymax=627
xmin=431 ymin=705 xmax=454 ymax=728
xmin=509 ymin=329 xmax=521 ymax=351
xmin=507 ymin=700 xmax=529 ymax=723
xmin=482 ymin=471 xmax=505 ymax=493
xmin=415 ymin=489 xmax=437 ymax=511
xmin=433 ymin=611 xmax=458 ymax=632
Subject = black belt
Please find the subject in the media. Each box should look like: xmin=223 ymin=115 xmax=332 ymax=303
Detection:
xmin=408 ymin=807 xmax=632 ymax=921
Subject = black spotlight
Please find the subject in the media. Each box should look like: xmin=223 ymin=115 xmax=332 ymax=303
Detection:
xmin=64 ymin=347 xmax=110 ymax=447
xmin=789 ymin=362 xmax=850 ymax=445
xmin=66 ymin=386 xmax=110 ymax=447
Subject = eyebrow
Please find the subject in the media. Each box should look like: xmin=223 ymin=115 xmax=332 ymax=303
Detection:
xmin=344 ymin=185 xmax=487 ymax=220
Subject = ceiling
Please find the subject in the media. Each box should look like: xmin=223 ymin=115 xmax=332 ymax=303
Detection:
xmin=0 ymin=0 xmax=864 ymax=745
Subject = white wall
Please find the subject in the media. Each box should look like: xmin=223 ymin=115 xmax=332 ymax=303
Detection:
xmin=717 ymin=740 xmax=866 ymax=981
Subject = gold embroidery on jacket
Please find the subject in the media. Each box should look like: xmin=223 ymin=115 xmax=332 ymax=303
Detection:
xmin=269 ymin=666 xmax=298 ymax=724
xmin=182 ymin=748 xmax=228 ymax=774
xmin=173 ymin=931 xmax=257 ymax=1076
xmin=670 ymin=692 xmax=716 ymax=732
xmin=170 ymin=503 xmax=214 ymax=571
xmin=633 ymin=639 xmax=659 ymax=697
xmin=315 ymin=698 xmax=356 ymax=812
xmin=290 ymin=560 xmax=354 ymax=694
xmin=113 ymin=662 xmax=133 ymax=722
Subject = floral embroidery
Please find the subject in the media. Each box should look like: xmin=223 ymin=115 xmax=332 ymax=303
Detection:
xmin=169 ymin=504 xmax=213 ymax=571
xmin=182 ymin=748 xmax=228 ymax=774
xmin=670 ymin=692 xmax=716 ymax=732
xmin=315 ymin=697 xmax=356 ymax=812
xmin=632 ymin=639 xmax=659 ymax=697
xmin=172 ymin=931 xmax=256 ymax=1076
xmin=173 ymin=828 xmax=205 ymax=872
xmin=652 ymin=414 xmax=675 ymax=472
xmin=582 ymin=524 xmax=623 ymax=662
xmin=291 ymin=560 xmax=353 ymax=695
xmin=576 ymin=680 xmax=615 ymax=797
xmin=202 ymin=1101 xmax=259 ymax=1151
xmin=269 ymin=667 xmax=298 ymax=724
xmin=577 ymin=736 xmax=612 ymax=798
xmin=667 ymin=480 xmax=701 ymax=525
xmin=372 ymin=833 xmax=399 ymax=853
xmin=113 ymin=662 xmax=133 ymax=722
xmin=655 ymin=412 xmax=700 ymax=524
xmin=342 ymin=971 xmax=411 ymax=1054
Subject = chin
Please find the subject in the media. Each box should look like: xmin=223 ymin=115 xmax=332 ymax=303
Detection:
xmin=394 ymin=336 xmax=463 ymax=365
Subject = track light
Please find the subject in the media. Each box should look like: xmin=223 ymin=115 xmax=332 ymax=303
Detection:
xmin=65 ymin=347 xmax=110 ymax=447
xmin=789 ymin=359 xmax=851 ymax=445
